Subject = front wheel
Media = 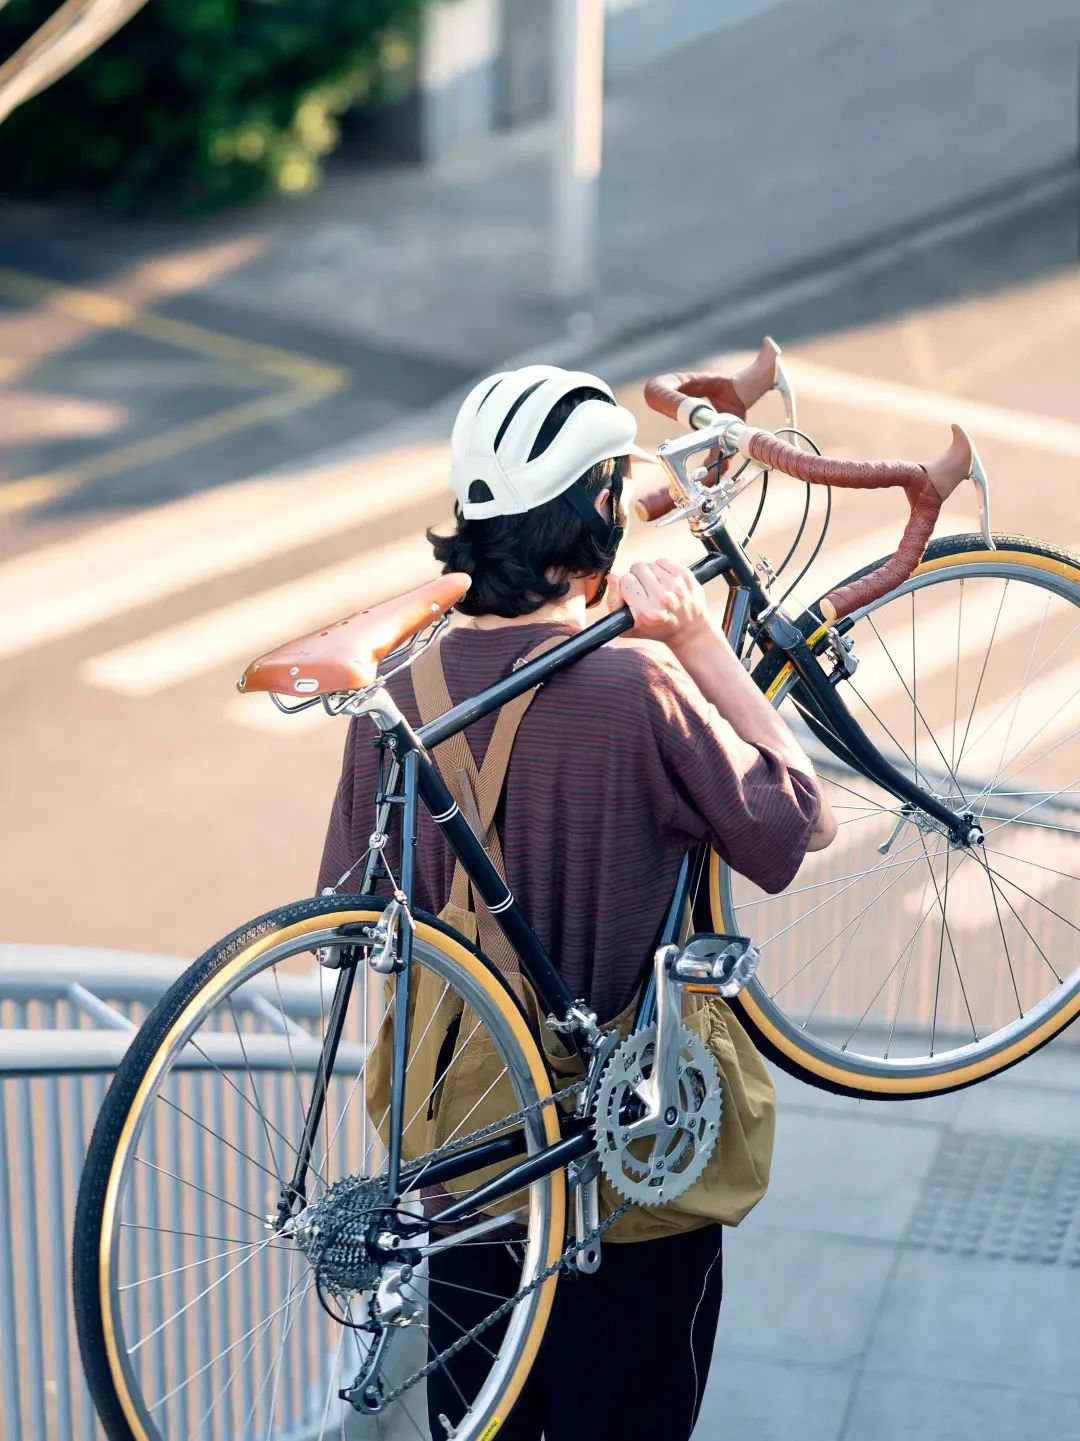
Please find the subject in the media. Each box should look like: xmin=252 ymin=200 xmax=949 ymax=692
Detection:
xmin=714 ymin=534 xmax=1080 ymax=1099
xmin=74 ymin=897 xmax=566 ymax=1441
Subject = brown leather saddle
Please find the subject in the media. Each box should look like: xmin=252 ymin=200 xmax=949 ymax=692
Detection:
xmin=236 ymin=573 xmax=471 ymax=699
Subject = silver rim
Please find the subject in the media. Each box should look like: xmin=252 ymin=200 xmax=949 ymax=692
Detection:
xmin=103 ymin=922 xmax=556 ymax=1441
xmin=720 ymin=552 xmax=1080 ymax=1080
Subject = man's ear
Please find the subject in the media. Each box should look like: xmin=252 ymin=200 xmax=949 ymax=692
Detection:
xmin=594 ymin=486 xmax=611 ymax=517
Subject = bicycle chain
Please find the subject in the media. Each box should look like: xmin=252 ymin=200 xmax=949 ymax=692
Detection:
xmin=378 ymin=1196 xmax=636 ymax=1411
xmin=371 ymin=1077 xmax=628 ymax=1413
xmin=405 ymin=1078 xmax=587 ymax=1175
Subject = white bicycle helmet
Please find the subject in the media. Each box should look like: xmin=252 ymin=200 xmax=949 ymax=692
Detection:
xmin=449 ymin=364 xmax=653 ymax=521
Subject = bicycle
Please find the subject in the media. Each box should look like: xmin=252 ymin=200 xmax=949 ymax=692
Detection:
xmin=74 ymin=341 xmax=1080 ymax=1440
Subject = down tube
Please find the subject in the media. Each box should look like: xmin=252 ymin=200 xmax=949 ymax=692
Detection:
xmin=402 ymin=724 xmax=581 ymax=1032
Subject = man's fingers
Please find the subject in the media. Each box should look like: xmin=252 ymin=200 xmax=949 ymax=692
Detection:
xmin=654 ymin=558 xmax=697 ymax=594
xmin=654 ymin=557 xmax=690 ymax=580
xmin=629 ymin=562 xmax=666 ymax=603
xmin=618 ymin=571 xmax=645 ymax=607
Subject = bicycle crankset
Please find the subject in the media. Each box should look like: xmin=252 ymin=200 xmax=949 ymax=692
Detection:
xmin=592 ymin=1024 xmax=722 ymax=1206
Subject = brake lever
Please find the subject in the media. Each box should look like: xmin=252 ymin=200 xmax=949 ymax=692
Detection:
xmin=969 ymin=440 xmax=995 ymax=549
xmin=773 ymin=354 xmax=797 ymax=433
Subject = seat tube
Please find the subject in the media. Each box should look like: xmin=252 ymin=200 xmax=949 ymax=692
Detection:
xmin=386 ymin=750 xmax=420 ymax=1195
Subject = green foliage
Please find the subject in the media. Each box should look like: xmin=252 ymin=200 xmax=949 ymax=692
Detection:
xmin=0 ymin=0 xmax=424 ymax=211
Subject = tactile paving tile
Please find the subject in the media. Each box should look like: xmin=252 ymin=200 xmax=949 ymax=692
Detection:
xmin=906 ymin=1132 xmax=1080 ymax=1266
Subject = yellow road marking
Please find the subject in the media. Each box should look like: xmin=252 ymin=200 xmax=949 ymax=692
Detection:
xmin=0 ymin=386 xmax=343 ymax=517
xmin=0 ymin=267 xmax=346 ymax=390
xmin=0 ymin=264 xmax=351 ymax=516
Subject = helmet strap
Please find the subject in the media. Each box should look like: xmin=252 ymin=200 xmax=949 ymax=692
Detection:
xmin=561 ymin=473 xmax=624 ymax=562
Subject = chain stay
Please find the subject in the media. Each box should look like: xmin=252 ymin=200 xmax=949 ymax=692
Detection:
xmin=378 ymin=1195 xmax=635 ymax=1409
xmin=368 ymin=1077 xmax=628 ymax=1412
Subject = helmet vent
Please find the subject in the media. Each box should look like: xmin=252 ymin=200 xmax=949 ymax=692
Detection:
xmin=493 ymin=380 xmax=546 ymax=450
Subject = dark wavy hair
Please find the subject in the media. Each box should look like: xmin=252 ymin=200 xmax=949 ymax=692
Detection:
xmin=428 ymin=388 xmax=630 ymax=618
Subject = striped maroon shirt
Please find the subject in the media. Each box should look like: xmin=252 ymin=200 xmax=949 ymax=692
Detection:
xmin=318 ymin=621 xmax=820 ymax=1020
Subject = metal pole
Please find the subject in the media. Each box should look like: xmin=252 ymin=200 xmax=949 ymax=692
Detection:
xmin=551 ymin=0 xmax=605 ymax=302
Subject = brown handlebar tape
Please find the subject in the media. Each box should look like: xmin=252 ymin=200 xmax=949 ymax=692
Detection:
xmin=643 ymin=371 xmax=746 ymax=424
xmin=744 ymin=432 xmax=927 ymax=490
xmin=741 ymin=430 xmax=971 ymax=622
xmin=636 ymin=372 xmax=749 ymax=522
xmin=822 ymin=482 xmax=942 ymax=621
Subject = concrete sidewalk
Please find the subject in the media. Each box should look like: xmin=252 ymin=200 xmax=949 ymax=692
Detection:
xmin=701 ymin=1039 xmax=1080 ymax=1441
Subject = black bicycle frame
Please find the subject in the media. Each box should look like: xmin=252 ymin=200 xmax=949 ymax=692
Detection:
xmin=284 ymin=511 xmax=976 ymax=1212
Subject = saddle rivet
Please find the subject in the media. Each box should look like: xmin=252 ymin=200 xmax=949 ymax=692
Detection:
xmin=289 ymin=666 xmax=300 ymax=676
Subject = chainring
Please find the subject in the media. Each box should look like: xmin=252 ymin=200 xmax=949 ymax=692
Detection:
xmin=592 ymin=1024 xmax=722 ymax=1206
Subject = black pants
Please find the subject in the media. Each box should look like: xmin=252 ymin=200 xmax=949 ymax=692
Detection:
xmin=426 ymin=1224 xmax=724 ymax=1441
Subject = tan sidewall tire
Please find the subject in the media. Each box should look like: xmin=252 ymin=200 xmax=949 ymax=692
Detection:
xmin=711 ymin=539 xmax=1080 ymax=1100
xmin=76 ymin=901 xmax=565 ymax=1441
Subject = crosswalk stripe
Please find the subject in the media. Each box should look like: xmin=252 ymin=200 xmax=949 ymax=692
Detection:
xmin=784 ymin=359 xmax=1080 ymax=461
xmin=84 ymin=479 xmax=832 ymax=701
xmin=0 ymin=442 xmax=447 ymax=661
xmin=83 ymin=534 xmax=436 ymax=696
xmin=701 ymin=349 xmax=1080 ymax=462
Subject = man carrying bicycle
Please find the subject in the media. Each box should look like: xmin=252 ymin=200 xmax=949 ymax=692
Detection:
xmin=319 ymin=363 xmax=836 ymax=1440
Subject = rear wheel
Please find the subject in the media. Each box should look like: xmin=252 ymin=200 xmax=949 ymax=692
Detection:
xmin=74 ymin=898 xmax=566 ymax=1441
xmin=713 ymin=535 xmax=1080 ymax=1098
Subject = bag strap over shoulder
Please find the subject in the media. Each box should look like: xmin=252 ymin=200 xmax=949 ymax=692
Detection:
xmin=411 ymin=630 xmax=564 ymax=982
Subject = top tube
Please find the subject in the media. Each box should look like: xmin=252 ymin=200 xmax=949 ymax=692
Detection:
xmin=416 ymin=549 xmax=735 ymax=750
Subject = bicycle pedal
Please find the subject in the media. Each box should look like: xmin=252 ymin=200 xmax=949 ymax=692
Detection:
xmin=666 ymin=933 xmax=760 ymax=998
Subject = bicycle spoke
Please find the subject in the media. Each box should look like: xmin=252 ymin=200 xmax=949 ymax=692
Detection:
xmin=428 ymin=1274 xmax=517 ymax=1304
xmin=954 ymin=580 xmax=1008 ymax=768
xmin=118 ymin=1240 xmax=279 ymax=1293
xmin=839 ymin=880 xmax=949 ymax=1050
xmin=884 ymin=861 xmax=938 ymax=1059
xmin=228 ymin=999 xmax=285 ymax=1184
xmin=130 ymin=1236 xmax=277 ymax=1354
xmin=974 ymin=853 xmax=1064 ymax=987
xmin=864 ymin=608 xmax=967 ymax=801
xmin=184 ymin=1032 xmax=327 ymax=1190
xmin=982 ymin=776 xmax=1080 ymax=841
xmin=928 ymin=847 xmax=950 ymax=1057
xmin=982 ymin=844 xmax=1080 ymax=888
xmin=917 ymin=835 xmax=976 ymax=1051
xmin=759 ymin=838 xmax=929 ymax=949
xmin=950 ymin=577 xmax=964 ymax=772
xmin=133 ymin=1155 xmax=266 ymax=1226
xmin=150 ymin=1273 xmax=308 ymax=1412
xmin=987 ymin=586 xmax=1052 ymax=795
xmin=272 ymin=967 xmax=310 ymax=1134
xmin=800 ymin=845 xmax=922 ymax=1026
xmin=980 ymin=861 xmax=1080 ymax=942
xmin=247 ymin=1250 xmax=303 ymax=1441
xmin=320 ymin=989 xmax=395 ymax=1179
xmin=119 ymin=1221 xmax=253 ymax=1247
xmin=770 ymin=849 xmax=928 ymax=1003
xmin=962 ymin=619 xmax=1080 ymax=799
xmin=316 ymin=1314 xmax=350 ymax=1441
xmin=154 ymin=1091 xmax=280 ymax=1186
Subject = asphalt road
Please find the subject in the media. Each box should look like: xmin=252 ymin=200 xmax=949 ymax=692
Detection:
xmin=1 ymin=183 xmax=1079 ymax=960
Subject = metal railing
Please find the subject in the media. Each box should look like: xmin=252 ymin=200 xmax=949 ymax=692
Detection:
xmin=0 ymin=944 xmax=366 ymax=1441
